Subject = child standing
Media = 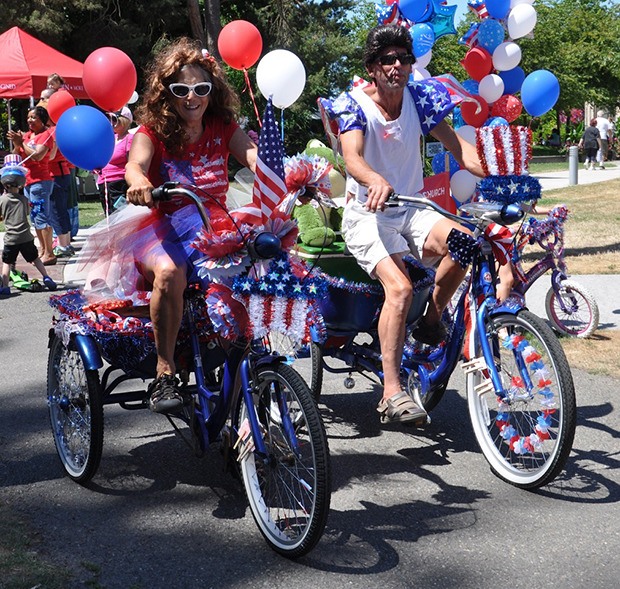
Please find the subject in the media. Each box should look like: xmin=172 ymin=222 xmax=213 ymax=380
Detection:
xmin=0 ymin=155 xmax=57 ymax=296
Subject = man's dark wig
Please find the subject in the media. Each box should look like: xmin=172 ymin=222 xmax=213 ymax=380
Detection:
xmin=363 ymin=25 xmax=413 ymax=68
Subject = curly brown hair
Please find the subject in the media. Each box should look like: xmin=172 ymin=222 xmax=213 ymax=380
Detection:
xmin=135 ymin=37 xmax=240 ymax=156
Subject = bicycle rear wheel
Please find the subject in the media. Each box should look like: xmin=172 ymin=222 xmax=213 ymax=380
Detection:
xmin=545 ymin=279 xmax=599 ymax=338
xmin=467 ymin=310 xmax=576 ymax=489
xmin=47 ymin=334 xmax=104 ymax=484
xmin=237 ymin=363 xmax=331 ymax=557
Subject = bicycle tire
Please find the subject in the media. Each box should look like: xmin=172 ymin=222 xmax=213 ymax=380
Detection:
xmin=236 ymin=363 xmax=331 ymax=557
xmin=267 ymin=331 xmax=324 ymax=401
xmin=47 ymin=334 xmax=104 ymax=484
xmin=467 ymin=310 xmax=576 ymax=489
xmin=544 ymin=279 xmax=599 ymax=338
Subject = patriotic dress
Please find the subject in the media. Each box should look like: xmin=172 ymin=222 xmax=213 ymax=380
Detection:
xmin=72 ymin=118 xmax=241 ymax=305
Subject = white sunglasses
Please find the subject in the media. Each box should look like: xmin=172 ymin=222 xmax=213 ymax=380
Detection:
xmin=168 ymin=82 xmax=213 ymax=98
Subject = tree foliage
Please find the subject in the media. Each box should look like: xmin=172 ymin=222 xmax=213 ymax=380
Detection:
xmin=2 ymin=0 xmax=619 ymax=154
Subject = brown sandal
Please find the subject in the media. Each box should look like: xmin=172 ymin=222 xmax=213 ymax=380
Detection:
xmin=377 ymin=391 xmax=427 ymax=424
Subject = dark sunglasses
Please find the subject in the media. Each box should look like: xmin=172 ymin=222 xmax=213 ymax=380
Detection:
xmin=168 ymin=82 xmax=213 ymax=98
xmin=376 ymin=53 xmax=415 ymax=66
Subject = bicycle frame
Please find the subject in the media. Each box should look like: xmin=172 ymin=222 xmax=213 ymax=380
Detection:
xmin=314 ymin=196 xmax=525 ymax=403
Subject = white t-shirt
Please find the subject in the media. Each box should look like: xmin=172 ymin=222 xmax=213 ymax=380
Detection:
xmin=346 ymin=86 xmax=424 ymax=204
xmin=596 ymin=116 xmax=610 ymax=140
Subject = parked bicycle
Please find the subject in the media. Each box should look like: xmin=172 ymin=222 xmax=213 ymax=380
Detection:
xmin=510 ymin=205 xmax=599 ymax=338
xmin=46 ymin=183 xmax=331 ymax=558
xmin=290 ymin=195 xmax=576 ymax=490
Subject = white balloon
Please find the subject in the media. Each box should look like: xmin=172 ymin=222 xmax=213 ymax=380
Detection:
xmin=456 ymin=124 xmax=477 ymax=145
xmin=450 ymin=169 xmax=478 ymax=203
xmin=492 ymin=42 xmax=522 ymax=71
xmin=508 ymin=4 xmax=537 ymax=39
xmin=256 ymin=50 xmax=306 ymax=109
xmin=128 ymin=91 xmax=139 ymax=104
xmin=412 ymin=66 xmax=431 ymax=81
xmin=415 ymin=50 xmax=432 ymax=69
xmin=510 ymin=0 xmax=534 ymax=7
xmin=478 ymin=74 xmax=505 ymax=104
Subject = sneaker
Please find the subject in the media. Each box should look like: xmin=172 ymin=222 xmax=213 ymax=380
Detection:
xmin=53 ymin=246 xmax=74 ymax=258
xmin=0 ymin=286 xmax=10 ymax=297
xmin=148 ymin=373 xmax=185 ymax=413
xmin=411 ymin=318 xmax=447 ymax=346
xmin=43 ymin=276 xmax=57 ymax=291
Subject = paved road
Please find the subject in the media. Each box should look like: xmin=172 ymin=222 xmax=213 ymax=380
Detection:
xmin=1 ymin=290 xmax=619 ymax=589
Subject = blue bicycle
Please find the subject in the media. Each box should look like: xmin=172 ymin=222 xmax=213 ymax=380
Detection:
xmin=293 ymin=195 xmax=576 ymax=490
xmin=46 ymin=184 xmax=331 ymax=558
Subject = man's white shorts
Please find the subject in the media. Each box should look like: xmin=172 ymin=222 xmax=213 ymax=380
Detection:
xmin=342 ymin=200 xmax=443 ymax=277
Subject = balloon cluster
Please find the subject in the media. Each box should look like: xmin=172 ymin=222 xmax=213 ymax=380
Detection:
xmin=376 ymin=0 xmax=458 ymax=80
xmin=444 ymin=0 xmax=559 ymax=201
xmin=218 ymin=20 xmax=306 ymax=109
xmin=458 ymin=0 xmax=559 ymax=124
xmin=53 ymin=47 xmax=137 ymax=170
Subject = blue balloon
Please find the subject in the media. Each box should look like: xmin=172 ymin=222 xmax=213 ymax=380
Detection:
xmin=431 ymin=151 xmax=461 ymax=177
xmin=521 ymin=70 xmax=560 ymax=117
xmin=462 ymin=79 xmax=479 ymax=95
xmin=56 ymin=105 xmax=115 ymax=171
xmin=411 ymin=23 xmax=435 ymax=58
xmin=499 ymin=66 xmax=526 ymax=95
xmin=400 ymin=0 xmax=434 ymax=23
xmin=477 ymin=18 xmax=505 ymax=53
xmin=452 ymin=106 xmax=465 ymax=129
xmin=485 ymin=0 xmax=510 ymax=20
xmin=485 ymin=116 xmax=509 ymax=128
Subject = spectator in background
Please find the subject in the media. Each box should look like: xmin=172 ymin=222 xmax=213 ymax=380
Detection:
xmin=46 ymin=73 xmax=66 ymax=92
xmin=96 ymin=106 xmax=134 ymax=215
xmin=37 ymin=88 xmax=55 ymax=109
xmin=595 ymin=110 xmax=610 ymax=169
xmin=548 ymin=128 xmax=561 ymax=148
xmin=578 ymin=118 xmax=601 ymax=171
xmin=48 ymin=132 xmax=75 ymax=257
xmin=6 ymin=107 xmax=56 ymax=265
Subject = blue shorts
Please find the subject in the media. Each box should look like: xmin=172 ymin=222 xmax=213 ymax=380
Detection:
xmin=25 ymin=180 xmax=54 ymax=230
xmin=49 ymin=174 xmax=72 ymax=235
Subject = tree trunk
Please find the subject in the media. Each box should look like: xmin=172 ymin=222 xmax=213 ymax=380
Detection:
xmin=204 ymin=0 xmax=222 ymax=57
xmin=187 ymin=0 xmax=206 ymax=47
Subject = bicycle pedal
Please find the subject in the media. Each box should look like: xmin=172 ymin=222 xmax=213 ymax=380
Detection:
xmin=474 ymin=379 xmax=495 ymax=396
xmin=461 ymin=357 xmax=487 ymax=375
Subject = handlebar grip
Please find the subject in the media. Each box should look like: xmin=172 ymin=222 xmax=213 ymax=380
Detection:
xmin=151 ymin=182 xmax=178 ymax=202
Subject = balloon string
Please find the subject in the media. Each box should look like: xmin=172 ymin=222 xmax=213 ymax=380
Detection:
xmin=243 ymin=69 xmax=262 ymax=128
xmin=280 ymin=109 xmax=285 ymax=144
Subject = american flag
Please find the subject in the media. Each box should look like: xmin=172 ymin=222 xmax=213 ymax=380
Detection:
xmin=230 ymin=98 xmax=287 ymax=227
xmin=253 ymin=98 xmax=287 ymax=223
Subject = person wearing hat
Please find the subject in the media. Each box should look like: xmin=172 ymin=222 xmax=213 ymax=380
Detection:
xmin=96 ymin=106 xmax=134 ymax=215
xmin=0 ymin=155 xmax=57 ymax=296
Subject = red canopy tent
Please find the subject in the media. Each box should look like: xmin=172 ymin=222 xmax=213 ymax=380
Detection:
xmin=0 ymin=26 xmax=88 ymax=100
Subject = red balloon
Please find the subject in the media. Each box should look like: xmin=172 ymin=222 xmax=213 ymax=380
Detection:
xmin=461 ymin=97 xmax=489 ymax=128
xmin=491 ymin=94 xmax=523 ymax=123
xmin=83 ymin=47 xmax=137 ymax=112
xmin=461 ymin=47 xmax=493 ymax=82
xmin=218 ymin=20 xmax=263 ymax=70
xmin=47 ymin=89 xmax=76 ymax=123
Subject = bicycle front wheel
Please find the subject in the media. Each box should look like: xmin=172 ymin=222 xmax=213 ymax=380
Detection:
xmin=545 ymin=279 xmax=600 ymax=338
xmin=467 ymin=310 xmax=576 ymax=489
xmin=47 ymin=334 xmax=104 ymax=484
xmin=237 ymin=363 xmax=331 ymax=557
xmin=267 ymin=331 xmax=324 ymax=401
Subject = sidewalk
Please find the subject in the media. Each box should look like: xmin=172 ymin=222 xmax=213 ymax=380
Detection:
xmin=533 ymin=161 xmax=620 ymax=191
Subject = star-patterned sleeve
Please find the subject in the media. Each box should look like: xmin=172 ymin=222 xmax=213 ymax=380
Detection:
xmin=407 ymin=79 xmax=455 ymax=136
xmin=319 ymin=93 xmax=367 ymax=136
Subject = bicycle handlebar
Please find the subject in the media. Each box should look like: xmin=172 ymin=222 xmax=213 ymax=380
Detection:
xmin=151 ymin=182 xmax=282 ymax=261
xmin=387 ymin=193 xmax=524 ymax=227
